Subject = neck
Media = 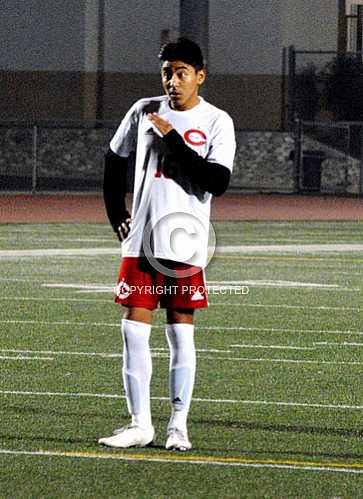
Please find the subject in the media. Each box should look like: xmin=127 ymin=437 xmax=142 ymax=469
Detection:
xmin=170 ymin=96 xmax=200 ymax=111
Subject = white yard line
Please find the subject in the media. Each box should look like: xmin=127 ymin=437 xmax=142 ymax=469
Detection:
xmin=0 ymin=297 xmax=112 ymax=303
xmin=199 ymin=326 xmax=363 ymax=336
xmin=0 ymin=355 xmax=54 ymax=361
xmin=2 ymin=319 xmax=363 ymax=337
xmin=230 ymin=344 xmax=315 ymax=350
xmin=41 ymin=283 xmax=114 ymax=289
xmin=0 ymin=348 xmax=233 ymax=357
xmin=314 ymin=342 xmax=363 ymax=347
xmin=41 ymin=281 xmax=350 ymax=292
xmin=1 ymin=243 xmax=363 ymax=259
xmin=207 ymin=280 xmax=340 ymax=289
xmin=42 ymin=283 xmax=114 ymax=292
xmin=1 ymin=296 xmax=362 ymax=312
xmin=216 ymin=244 xmax=363 ymax=254
xmin=0 ymin=248 xmax=120 ymax=258
xmin=0 ymin=348 xmax=360 ymax=365
xmin=0 ymin=320 xmax=120 ymax=327
xmin=207 ymin=356 xmax=363 ymax=366
xmin=1 ymin=389 xmax=362 ymax=411
xmin=211 ymin=303 xmax=363 ymax=311
xmin=0 ymin=349 xmax=121 ymax=358
xmin=0 ymin=237 xmax=112 ymax=242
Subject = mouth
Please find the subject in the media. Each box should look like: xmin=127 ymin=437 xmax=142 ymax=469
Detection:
xmin=169 ymin=92 xmax=182 ymax=98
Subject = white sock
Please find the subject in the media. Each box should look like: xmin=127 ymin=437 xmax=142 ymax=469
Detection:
xmin=165 ymin=323 xmax=196 ymax=432
xmin=121 ymin=319 xmax=152 ymax=429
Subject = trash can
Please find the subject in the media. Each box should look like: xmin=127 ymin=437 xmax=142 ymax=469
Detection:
xmin=301 ymin=150 xmax=325 ymax=192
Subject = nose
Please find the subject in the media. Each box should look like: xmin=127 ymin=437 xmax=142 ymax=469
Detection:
xmin=168 ymin=73 xmax=180 ymax=89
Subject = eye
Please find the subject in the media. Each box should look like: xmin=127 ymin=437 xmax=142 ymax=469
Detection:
xmin=177 ymin=71 xmax=187 ymax=79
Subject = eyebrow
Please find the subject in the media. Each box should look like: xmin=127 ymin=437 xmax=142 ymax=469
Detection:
xmin=162 ymin=64 xmax=189 ymax=71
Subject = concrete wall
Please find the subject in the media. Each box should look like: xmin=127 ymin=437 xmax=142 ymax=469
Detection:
xmin=0 ymin=0 xmax=339 ymax=129
xmin=99 ymin=72 xmax=283 ymax=129
xmin=1 ymin=71 xmax=85 ymax=121
xmin=0 ymin=70 xmax=282 ymax=129
xmin=0 ymin=0 xmax=85 ymax=71
xmin=1 ymin=126 xmax=360 ymax=195
xmin=280 ymin=0 xmax=338 ymax=51
xmin=0 ymin=0 xmax=338 ymax=73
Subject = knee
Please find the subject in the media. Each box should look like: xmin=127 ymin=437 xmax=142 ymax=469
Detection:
xmin=123 ymin=307 xmax=153 ymax=324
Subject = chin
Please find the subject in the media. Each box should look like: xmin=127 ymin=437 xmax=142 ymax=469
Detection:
xmin=171 ymin=100 xmax=184 ymax=110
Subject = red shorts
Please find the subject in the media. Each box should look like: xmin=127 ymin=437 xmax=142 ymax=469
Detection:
xmin=115 ymin=257 xmax=208 ymax=310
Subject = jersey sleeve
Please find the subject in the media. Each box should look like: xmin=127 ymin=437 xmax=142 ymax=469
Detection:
xmin=206 ymin=113 xmax=236 ymax=172
xmin=110 ymin=102 xmax=139 ymax=157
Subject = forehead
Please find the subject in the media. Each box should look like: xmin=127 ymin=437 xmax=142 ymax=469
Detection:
xmin=161 ymin=60 xmax=195 ymax=72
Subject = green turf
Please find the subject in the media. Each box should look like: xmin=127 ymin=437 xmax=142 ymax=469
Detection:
xmin=1 ymin=221 xmax=363 ymax=498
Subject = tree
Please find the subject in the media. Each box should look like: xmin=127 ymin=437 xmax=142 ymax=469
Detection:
xmin=324 ymin=55 xmax=363 ymax=121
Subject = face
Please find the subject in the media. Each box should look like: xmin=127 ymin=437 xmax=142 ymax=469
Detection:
xmin=161 ymin=60 xmax=206 ymax=111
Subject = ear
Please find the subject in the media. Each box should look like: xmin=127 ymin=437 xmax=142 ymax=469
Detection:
xmin=197 ymin=68 xmax=206 ymax=85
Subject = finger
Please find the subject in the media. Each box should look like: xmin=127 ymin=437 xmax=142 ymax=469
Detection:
xmin=120 ymin=220 xmax=131 ymax=238
xmin=116 ymin=226 xmax=124 ymax=242
xmin=148 ymin=113 xmax=172 ymax=135
xmin=149 ymin=113 xmax=165 ymax=124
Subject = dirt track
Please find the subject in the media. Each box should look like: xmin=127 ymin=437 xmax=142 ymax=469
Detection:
xmin=0 ymin=193 xmax=363 ymax=223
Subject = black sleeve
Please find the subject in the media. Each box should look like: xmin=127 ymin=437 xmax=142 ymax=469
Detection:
xmin=103 ymin=148 xmax=130 ymax=231
xmin=162 ymin=129 xmax=231 ymax=196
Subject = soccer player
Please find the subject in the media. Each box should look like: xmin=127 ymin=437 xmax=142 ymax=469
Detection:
xmin=99 ymin=38 xmax=235 ymax=451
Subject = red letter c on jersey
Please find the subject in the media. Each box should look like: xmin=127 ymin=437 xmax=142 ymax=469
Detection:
xmin=184 ymin=129 xmax=207 ymax=146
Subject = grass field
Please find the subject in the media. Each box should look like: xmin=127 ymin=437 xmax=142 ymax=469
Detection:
xmin=1 ymin=220 xmax=363 ymax=498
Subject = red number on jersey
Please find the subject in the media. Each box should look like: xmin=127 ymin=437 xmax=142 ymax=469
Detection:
xmin=154 ymin=164 xmax=170 ymax=179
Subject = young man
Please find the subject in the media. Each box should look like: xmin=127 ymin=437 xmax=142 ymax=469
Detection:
xmin=99 ymin=38 xmax=235 ymax=451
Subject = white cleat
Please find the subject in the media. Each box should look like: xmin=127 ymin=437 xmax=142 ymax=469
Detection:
xmin=98 ymin=424 xmax=154 ymax=448
xmin=165 ymin=428 xmax=192 ymax=451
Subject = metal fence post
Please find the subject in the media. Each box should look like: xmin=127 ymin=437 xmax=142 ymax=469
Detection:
xmin=346 ymin=123 xmax=350 ymax=192
xmin=280 ymin=47 xmax=287 ymax=130
xmin=360 ymin=125 xmax=363 ymax=196
xmin=293 ymin=119 xmax=302 ymax=193
xmin=32 ymin=125 xmax=38 ymax=194
xmin=287 ymin=45 xmax=296 ymax=129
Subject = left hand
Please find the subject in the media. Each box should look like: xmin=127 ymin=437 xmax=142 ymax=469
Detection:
xmin=148 ymin=113 xmax=173 ymax=136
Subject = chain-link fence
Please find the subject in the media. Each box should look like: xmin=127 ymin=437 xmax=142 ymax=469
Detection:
xmin=284 ymin=47 xmax=363 ymax=127
xmin=0 ymin=121 xmax=297 ymax=195
xmin=1 ymin=120 xmax=362 ymax=196
xmin=0 ymin=121 xmax=117 ymax=192
xmin=293 ymin=120 xmax=363 ymax=195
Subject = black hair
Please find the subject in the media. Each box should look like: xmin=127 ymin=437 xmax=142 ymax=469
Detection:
xmin=159 ymin=37 xmax=204 ymax=70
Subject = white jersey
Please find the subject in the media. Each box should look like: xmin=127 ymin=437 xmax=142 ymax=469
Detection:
xmin=110 ymin=95 xmax=235 ymax=268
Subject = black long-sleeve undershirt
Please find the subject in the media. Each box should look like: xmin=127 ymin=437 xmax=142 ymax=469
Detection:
xmin=162 ymin=129 xmax=231 ymax=197
xmin=103 ymin=149 xmax=129 ymax=231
